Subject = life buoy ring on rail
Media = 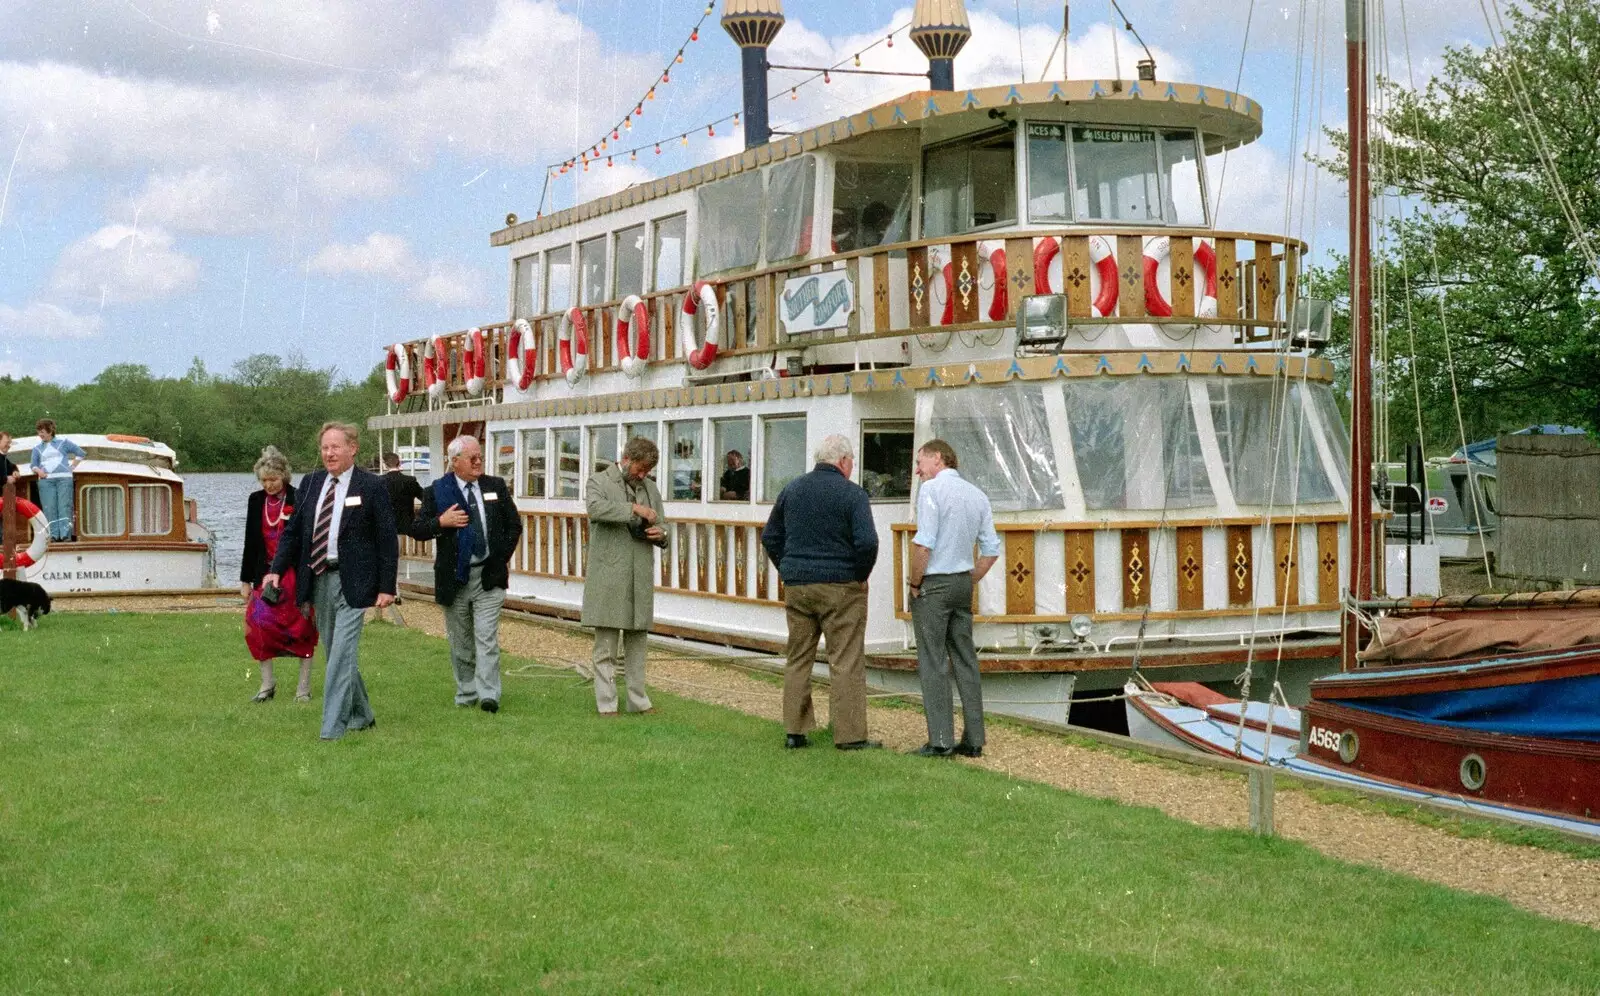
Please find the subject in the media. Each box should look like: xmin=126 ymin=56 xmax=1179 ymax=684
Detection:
xmin=462 ymin=328 xmax=486 ymax=395
xmin=680 ymin=281 xmax=720 ymax=370
xmin=0 ymin=498 xmax=49 ymax=569
xmin=506 ymin=319 xmax=536 ymax=391
xmin=385 ymin=344 xmax=411 ymax=404
xmin=1143 ymin=237 xmax=1220 ymax=318
xmin=936 ymin=245 xmax=1009 ymax=326
xmin=1033 ymin=235 xmax=1119 ymax=316
xmin=558 ymin=308 xmax=589 ymax=386
xmin=617 ymin=295 xmax=650 ymax=378
xmin=424 ymin=337 xmax=448 ymax=400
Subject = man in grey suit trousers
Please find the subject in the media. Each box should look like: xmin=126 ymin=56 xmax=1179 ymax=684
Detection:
xmin=263 ymin=422 xmax=398 ymax=741
xmin=906 ymin=439 xmax=1000 ymax=758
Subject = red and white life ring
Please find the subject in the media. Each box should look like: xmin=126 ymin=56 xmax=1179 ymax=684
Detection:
xmin=0 ymin=498 xmax=49 ymax=569
xmin=617 ymin=295 xmax=650 ymax=378
xmin=680 ymin=281 xmax=720 ymax=370
xmin=935 ymin=245 xmax=1009 ymax=326
xmin=424 ymin=336 xmax=449 ymax=400
xmin=1033 ymin=235 xmax=1119 ymax=317
xmin=1143 ymin=237 xmax=1220 ymax=318
xmin=506 ymin=319 xmax=536 ymax=391
xmin=462 ymin=327 xmax=486 ymax=395
xmin=558 ymin=308 xmax=589 ymax=386
xmin=385 ymin=344 xmax=411 ymax=404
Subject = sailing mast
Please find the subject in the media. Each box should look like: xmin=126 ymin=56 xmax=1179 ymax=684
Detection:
xmin=1343 ymin=0 xmax=1374 ymax=671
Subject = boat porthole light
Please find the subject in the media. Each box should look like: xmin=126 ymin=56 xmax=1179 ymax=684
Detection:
xmin=1069 ymin=614 xmax=1093 ymax=640
xmin=1459 ymin=753 xmax=1487 ymax=792
xmin=1337 ymin=730 xmax=1360 ymax=764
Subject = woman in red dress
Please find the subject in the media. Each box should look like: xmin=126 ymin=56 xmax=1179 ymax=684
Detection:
xmin=241 ymin=446 xmax=319 ymax=701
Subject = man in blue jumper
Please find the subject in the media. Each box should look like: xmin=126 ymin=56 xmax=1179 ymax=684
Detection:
xmin=762 ymin=433 xmax=881 ymax=751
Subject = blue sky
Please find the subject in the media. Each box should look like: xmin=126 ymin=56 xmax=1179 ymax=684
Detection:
xmin=0 ymin=0 xmax=1485 ymax=386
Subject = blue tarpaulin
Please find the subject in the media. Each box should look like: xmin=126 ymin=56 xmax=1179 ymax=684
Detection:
xmin=1351 ymin=672 xmax=1600 ymax=741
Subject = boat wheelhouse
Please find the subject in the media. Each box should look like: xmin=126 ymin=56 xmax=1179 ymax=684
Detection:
xmin=370 ymin=2 xmax=1349 ymax=722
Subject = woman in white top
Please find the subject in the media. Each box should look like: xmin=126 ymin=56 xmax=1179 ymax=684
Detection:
xmin=29 ymin=419 xmax=86 ymax=541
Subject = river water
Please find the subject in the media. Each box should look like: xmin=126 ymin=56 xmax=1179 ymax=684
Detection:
xmin=185 ymin=472 xmax=267 ymax=585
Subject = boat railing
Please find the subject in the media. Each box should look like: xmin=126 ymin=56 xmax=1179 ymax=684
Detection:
xmin=384 ymin=226 xmax=1308 ymax=413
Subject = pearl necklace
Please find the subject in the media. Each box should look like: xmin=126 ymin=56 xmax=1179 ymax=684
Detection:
xmin=264 ymin=493 xmax=289 ymax=528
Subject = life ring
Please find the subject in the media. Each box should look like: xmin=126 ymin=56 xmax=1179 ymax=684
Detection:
xmin=1143 ymin=237 xmax=1220 ymax=318
xmin=0 ymin=497 xmax=49 ymax=569
xmin=462 ymin=328 xmax=486 ymax=396
xmin=617 ymin=295 xmax=650 ymax=378
xmin=506 ymin=319 xmax=536 ymax=391
xmin=385 ymin=344 xmax=411 ymax=404
xmin=935 ymin=246 xmax=1009 ymax=326
xmin=680 ymin=281 xmax=720 ymax=370
xmin=558 ymin=308 xmax=589 ymax=386
xmin=424 ymin=337 xmax=448 ymax=400
xmin=1033 ymin=236 xmax=1119 ymax=316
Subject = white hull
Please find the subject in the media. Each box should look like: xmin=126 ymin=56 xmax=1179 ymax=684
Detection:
xmin=30 ymin=546 xmax=214 ymax=594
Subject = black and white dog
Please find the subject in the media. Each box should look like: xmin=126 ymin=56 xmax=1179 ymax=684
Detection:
xmin=0 ymin=578 xmax=51 ymax=630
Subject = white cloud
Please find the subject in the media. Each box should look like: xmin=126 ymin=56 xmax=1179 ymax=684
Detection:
xmin=119 ymin=166 xmax=278 ymax=236
xmin=49 ymin=225 xmax=200 ymax=304
xmin=309 ymin=232 xmax=417 ymax=279
xmin=0 ymin=302 xmax=105 ymax=340
xmin=409 ymin=262 xmax=486 ymax=308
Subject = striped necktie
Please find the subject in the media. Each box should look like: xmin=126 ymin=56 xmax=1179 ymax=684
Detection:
xmin=309 ymin=475 xmax=340 ymax=574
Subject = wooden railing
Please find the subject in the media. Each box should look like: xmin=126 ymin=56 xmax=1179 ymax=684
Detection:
xmin=890 ymin=516 xmax=1345 ymax=623
xmin=385 ymin=227 xmax=1308 ymax=411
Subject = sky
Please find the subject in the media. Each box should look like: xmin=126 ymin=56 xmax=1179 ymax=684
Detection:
xmin=0 ymin=0 xmax=1489 ymax=387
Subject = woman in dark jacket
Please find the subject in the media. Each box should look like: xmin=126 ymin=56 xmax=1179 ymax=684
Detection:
xmin=241 ymin=446 xmax=318 ymax=702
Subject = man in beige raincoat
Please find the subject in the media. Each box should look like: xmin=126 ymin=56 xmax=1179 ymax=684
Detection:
xmin=581 ymin=436 xmax=668 ymax=715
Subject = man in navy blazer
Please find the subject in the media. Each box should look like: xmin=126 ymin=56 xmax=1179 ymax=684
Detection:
xmin=263 ymin=422 xmax=398 ymax=740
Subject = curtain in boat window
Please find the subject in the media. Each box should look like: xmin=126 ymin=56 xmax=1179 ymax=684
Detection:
xmin=80 ymin=484 xmax=125 ymax=537
xmin=696 ymin=172 xmax=763 ymax=275
xmin=1062 ymin=380 xmax=1214 ymax=511
xmin=129 ymin=484 xmax=172 ymax=536
xmin=765 ymin=156 xmax=816 ymax=263
xmin=929 ymin=383 xmax=1062 ymax=512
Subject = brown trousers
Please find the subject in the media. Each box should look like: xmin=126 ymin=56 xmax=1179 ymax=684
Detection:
xmin=782 ymin=581 xmax=869 ymax=744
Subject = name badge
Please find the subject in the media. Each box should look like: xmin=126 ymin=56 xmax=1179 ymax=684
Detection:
xmin=344 ymin=496 xmax=362 ymax=507
xmin=483 ymin=492 xmax=499 ymax=502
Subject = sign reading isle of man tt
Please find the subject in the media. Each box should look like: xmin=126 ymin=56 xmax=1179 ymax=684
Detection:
xmin=780 ymin=271 xmax=855 ymax=335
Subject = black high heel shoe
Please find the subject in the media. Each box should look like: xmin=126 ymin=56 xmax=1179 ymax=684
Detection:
xmin=251 ymin=686 xmax=276 ymax=703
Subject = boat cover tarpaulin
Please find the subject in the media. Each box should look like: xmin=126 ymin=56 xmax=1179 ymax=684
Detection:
xmin=1359 ymin=611 xmax=1600 ymax=664
xmin=1348 ymin=672 xmax=1600 ymax=741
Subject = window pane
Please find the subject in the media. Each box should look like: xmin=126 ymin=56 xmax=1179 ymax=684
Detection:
xmin=514 ymin=253 xmax=540 ymax=319
xmin=129 ymin=484 xmax=172 ymax=535
xmin=762 ymin=416 xmax=808 ymax=499
xmin=545 ymin=246 xmax=572 ymax=313
xmin=921 ymin=145 xmax=968 ymax=239
xmin=652 ymin=214 xmax=686 ymax=290
xmin=80 ymin=485 xmax=125 ymax=537
xmin=522 ymin=429 xmax=547 ymax=497
xmin=492 ymin=431 xmax=516 ymax=482
xmin=1161 ymin=130 xmax=1206 ymax=225
xmin=1026 ymin=122 xmax=1070 ymax=222
xmin=765 ymin=155 xmax=816 ymax=263
xmin=861 ymin=422 xmax=914 ymax=500
xmin=930 ymin=384 xmax=1063 ymax=512
xmin=1307 ymin=381 xmax=1350 ymax=493
xmin=578 ymin=237 xmax=607 ymax=306
xmin=1071 ymin=127 xmax=1161 ymax=222
xmin=667 ymin=420 xmax=703 ymax=500
xmin=696 ymin=173 xmax=763 ymax=275
xmin=554 ymin=429 xmax=582 ymax=498
xmin=712 ymin=418 xmax=753 ymax=501
xmin=589 ymin=425 xmax=618 ymax=477
xmin=1213 ymin=380 xmax=1333 ymax=505
xmin=1065 ymin=380 xmax=1214 ymax=510
xmin=613 ymin=224 xmax=646 ymax=298
xmin=971 ymin=143 xmax=1016 ymax=227
xmin=832 ymin=160 xmax=912 ymax=254
xmin=624 ymin=422 xmax=658 ymax=479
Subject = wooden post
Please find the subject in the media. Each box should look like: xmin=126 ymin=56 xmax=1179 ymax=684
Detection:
xmin=2 ymin=478 xmax=17 ymax=580
xmin=1248 ymin=768 xmax=1276 ymax=836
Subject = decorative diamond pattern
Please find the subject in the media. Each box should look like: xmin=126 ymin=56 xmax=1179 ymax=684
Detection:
xmin=1068 ymin=557 xmax=1090 ymax=593
xmin=1180 ymin=543 xmax=1200 ymax=592
xmin=1067 ymin=266 xmax=1087 ymax=289
xmin=1233 ymin=539 xmax=1250 ymax=592
xmin=958 ymin=257 xmax=974 ymax=309
xmin=1127 ymin=544 xmax=1145 ymax=599
xmin=1121 ymin=264 xmax=1139 ymax=286
xmin=1009 ymin=559 xmax=1032 ymax=585
xmin=911 ymin=263 xmax=925 ymax=309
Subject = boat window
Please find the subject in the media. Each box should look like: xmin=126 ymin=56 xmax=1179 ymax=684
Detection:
xmin=613 ymin=225 xmax=647 ymax=299
xmin=712 ymin=418 xmax=753 ymax=502
xmin=1160 ymin=131 xmax=1207 ymax=226
xmin=578 ymin=236 xmax=607 ymax=306
xmin=1025 ymin=122 xmax=1071 ymax=223
xmin=861 ymin=421 xmax=914 ymax=501
xmin=554 ymin=429 xmax=582 ymax=498
xmin=831 ymin=160 xmax=912 ymax=254
xmin=1306 ymin=382 xmax=1351 ymax=492
xmin=589 ymin=425 xmax=618 ymax=478
xmin=80 ymin=484 xmax=126 ymax=537
xmin=766 ymin=156 xmax=817 ymax=264
xmin=545 ymin=246 xmax=572 ymax=313
xmin=1212 ymin=381 xmax=1337 ymax=505
xmin=522 ymin=429 xmax=547 ymax=498
xmin=624 ymin=421 xmax=659 ymax=480
xmin=761 ymin=415 xmax=807 ymax=500
xmin=513 ymin=253 xmax=540 ymax=319
xmin=492 ymin=431 xmax=517 ymax=484
xmin=696 ymin=171 xmax=764 ymax=275
xmin=929 ymin=384 xmax=1063 ymax=512
xmin=652 ymin=214 xmax=687 ymax=291
xmin=1064 ymin=381 xmax=1213 ymax=510
xmin=667 ymin=420 xmax=703 ymax=500
xmin=1071 ymin=126 xmax=1161 ymax=223
xmin=129 ymin=484 xmax=171 ymax=536
xmin=921 ymin=132 xmax=1017 ymax=238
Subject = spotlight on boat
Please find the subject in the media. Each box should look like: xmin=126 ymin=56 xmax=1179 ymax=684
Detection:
xmin=1069 ymin=614 xmax=1093 ymax=645
xmin=1016 ymin=294 xmax=1067 ymax=352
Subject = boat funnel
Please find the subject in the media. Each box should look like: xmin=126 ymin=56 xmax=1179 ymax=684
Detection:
xmin=911 ymin=0 xmax=971 ymax=92
xmin=722 ymin=0 xmax=785 ymax=148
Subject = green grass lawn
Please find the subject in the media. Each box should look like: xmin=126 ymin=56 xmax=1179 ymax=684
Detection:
xmin=2 ymin=613 xmax=1596 ymax=994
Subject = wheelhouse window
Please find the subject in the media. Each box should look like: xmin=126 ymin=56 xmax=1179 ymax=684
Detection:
xmin=667 ymin=420 xmax=703 ymax=500
xmin=1026 ymin=123 xmax=1071 ymax=222
xmin=513 ymin=253 xmax=540 ymax=319
xmin=80 ymin=484 xmax=126 ymax=537
xmin=613 ymin=225 xmax=646 ymax=299
xmin=696 ymin=172 xmax=764 ymax=275
xmin=522 ymin=429 xmax=547 ymax=498
xmin=765 ymin=156 xmax=816 ymax=264
xmin=832 ymin=160 xmax=913 ymax=254
xmin=554 ymin=429 xmax=581 ymax=498
xmin=860 ymin=421 xmax=914 ymax=500
xmin=1063 ymin=126 xmax=1207 ymax=225
xmin=761 ymin=416 xmax=807 ymax=500
xmin=922 ymin=131 xmax=1016 ymax=238
xmin=653 ymin=214 xmax=686 ymax=291
xmin=578 ymin=237 xmax=607 ymax=306
xmin=712 ymin=417 xmax=753 ymax=502
xmin=129 ymin=484 xmax=172 ymax=536
xmin=492 ymin=431 xmax=516 ymax=483
xmin=544 ymin=246 xmax=572 ymax=313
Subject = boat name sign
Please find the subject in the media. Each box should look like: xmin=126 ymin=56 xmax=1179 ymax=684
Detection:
xmin=1306 ymin=726 xmax=1342 ymax=752
xmin=780 ymin=271 xmax=854 ymax=335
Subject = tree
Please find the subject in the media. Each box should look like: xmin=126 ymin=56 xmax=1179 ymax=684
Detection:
xmin=1314 ymin=0 xmax=1600 ymax=449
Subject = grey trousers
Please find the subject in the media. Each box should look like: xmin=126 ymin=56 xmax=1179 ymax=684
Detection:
xmin=592 ymin=628 xmax=651 ymax=713
xmin=442 ymin=564 xmax=505 ymax=705
xmin=310 ymin=568 xmax=374 ymax=740
xmin=912 ymin=572 xmax=984 ymax=749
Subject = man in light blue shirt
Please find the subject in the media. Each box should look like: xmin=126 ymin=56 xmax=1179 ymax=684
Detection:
xmin=906 ymin=439 xmax=1001 ymax=758
xmin=30 ymin=419 xmax=86 ymax=541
